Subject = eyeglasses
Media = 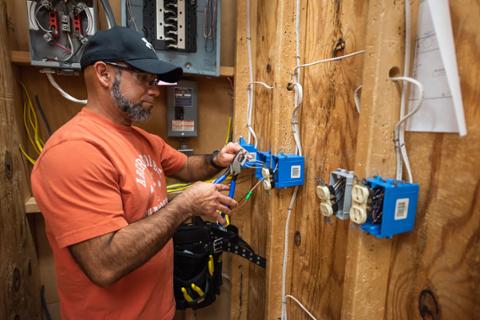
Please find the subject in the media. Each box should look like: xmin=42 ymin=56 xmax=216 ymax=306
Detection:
xmin=105 ymin=61 xmax=159 ymax=87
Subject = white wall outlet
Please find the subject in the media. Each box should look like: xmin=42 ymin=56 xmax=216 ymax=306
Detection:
xmin=316 ymin=185 xmax=330 ymax=201
xmin=350 ymin=205 xmax=367 ymax=224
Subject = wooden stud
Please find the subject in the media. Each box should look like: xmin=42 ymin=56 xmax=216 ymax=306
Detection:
xmin=341 ymin=1 xmax=404 ymax=319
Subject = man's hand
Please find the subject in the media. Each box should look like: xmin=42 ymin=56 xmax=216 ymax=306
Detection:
xmin=171 ymin=181 xmax=238 ymax=224
xmin=212 ymin=142 xmax=244 ymax=168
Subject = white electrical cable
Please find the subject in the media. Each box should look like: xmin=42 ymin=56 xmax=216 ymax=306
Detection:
xmin=390 ymin=76 xmax=424 ymax=183
xmin=246 ymin=0 xmax=256 ymax=145
xmin=292 ymin=50 xmax=366 ymax=76
xmin=64 ymin=33 xmax=75 ymax=61
xmin=353 ymin=85 xmax=362 ymax=113
xmin=396 ymin=0 xmax=412 ymax=181
xmin=285 ymin=295 xmax=318 ymax=320
xmin=46 ymin=73 xmax=87 ymax=105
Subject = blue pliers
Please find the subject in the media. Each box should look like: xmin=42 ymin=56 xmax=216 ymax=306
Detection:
xmin=213 ymin=150 xmax=248 ymax=225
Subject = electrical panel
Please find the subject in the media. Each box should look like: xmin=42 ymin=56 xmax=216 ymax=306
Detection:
xmin=121 ymin=0 xmax=221 ymax=76
xmin=167 ymin=80 xmax=198 ymax=137
xmin=26 ymin=0 xmax=97 ymax=70
xmin=351 ymin=177 xmax=420 ymax=239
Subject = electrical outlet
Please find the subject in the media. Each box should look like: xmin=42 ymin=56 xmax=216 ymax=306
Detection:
xmin=320 ymin=203 xmax=333 ymax=217
xmin=352 ymin=184 xmax=369 ymax=205
xmin=350 ymin=205 xmax=367 ymax=224
xmin=316 ymin=185 xmax=330 ymax=201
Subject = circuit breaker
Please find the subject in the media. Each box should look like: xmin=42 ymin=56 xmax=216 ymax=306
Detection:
xmin=121 ymin=0 xmax=221 ymax=76
xmin=167 ymin=80 xmax=198 ymax=137
xmin=26 ymin=0 xmax=97 ymax=70
xmin=143 ymin=0 xmax=197 ymax=52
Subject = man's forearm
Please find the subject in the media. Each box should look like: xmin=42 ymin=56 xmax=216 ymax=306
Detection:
xmin=69 ymin=200 xmax=190 ymax=287
xmin=179 ymin=154 xmax=224 ymax=182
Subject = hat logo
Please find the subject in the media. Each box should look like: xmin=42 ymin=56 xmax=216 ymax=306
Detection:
xmin=141 ymin=37 xmax=155 ymax=53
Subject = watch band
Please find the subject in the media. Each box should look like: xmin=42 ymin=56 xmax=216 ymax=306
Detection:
xmin=208 ymin=150 xmax=224 ymax=170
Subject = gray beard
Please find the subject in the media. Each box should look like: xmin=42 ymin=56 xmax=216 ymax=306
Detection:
xmin=110 ymin=73 xmax=152 ymax=122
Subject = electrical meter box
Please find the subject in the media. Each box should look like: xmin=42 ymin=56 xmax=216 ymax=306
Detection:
xmin=167 ymin=80 xmax=198 ymax=137
xmin=26 ymin=0 xmax=97 ymax=70
xmin=121 ymin=0 xmax=221 ymax=76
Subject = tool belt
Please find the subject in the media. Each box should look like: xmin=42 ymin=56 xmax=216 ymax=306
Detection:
xmin=173 ymin=217 xmax=266 ymax=310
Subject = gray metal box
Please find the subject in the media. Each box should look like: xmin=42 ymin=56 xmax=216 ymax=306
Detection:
xmin=26 ymin=0 xmax=97 ymax=70
xmin=167 ymin=80 xmax=198 ymax=137
xmin=121 ymin=0 xmax=221 ymax=76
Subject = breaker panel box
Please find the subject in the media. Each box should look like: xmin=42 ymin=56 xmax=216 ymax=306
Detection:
xmin=121 ymin=0 xmax=221 ymax=76
xmin=26 ymin=0 xmax=97 ymax=70
xmin=167 ymin=80 xmax=198 ymax=137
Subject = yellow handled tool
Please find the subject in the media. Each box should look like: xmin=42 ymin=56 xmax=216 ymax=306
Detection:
xmin=191 ymin=283 xmax=205 ymax=297
xmin=208 ymin=255 xmax=214 ymax=276
xmin=181 ymin=287 xmax=193 ymax=302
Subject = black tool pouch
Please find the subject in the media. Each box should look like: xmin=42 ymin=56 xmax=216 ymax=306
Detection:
xmin=173 ymin=218 xmax=265 ymax=310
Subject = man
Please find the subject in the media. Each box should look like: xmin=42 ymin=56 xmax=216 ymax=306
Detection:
xmin=31 ymin=26 xmax=241 ymax=320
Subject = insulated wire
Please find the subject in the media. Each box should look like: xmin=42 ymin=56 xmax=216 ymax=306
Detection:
xmin=19 ymin=84 xmax=45 ymax=165
xmin=46 ymin=73 xmax=87 ymax=105
xmin=285 ymin=295 xmax=318 ymax=320
xmin=396 ymin=0 xmax=412 ymax=181
xmin=292 ymin=50 xmax=366 ymax=75
xmin=246 ymin=0 xmax=255 ymax=145
xmin=353 ymin=85 xmax=362 ymax=113
xmin=390 ymin=76 xmax=424 ymax=183
xmin=281 ymin=1 xmax=304 ymax=319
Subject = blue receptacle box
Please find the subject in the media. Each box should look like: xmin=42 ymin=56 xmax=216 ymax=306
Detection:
xmin=361 ymin=177 xmax=419 ymax=239
xmin=271 ymin=153 xmax=305 ymax=188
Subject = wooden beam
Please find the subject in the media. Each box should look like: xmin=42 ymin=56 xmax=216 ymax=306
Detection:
xmin=229 ymin=0 xmax=257 ymax=319
xmin=250 ymin=1 xmax=299 ymax=319
xmin=341 ymin=1 xmax=404 ymax=319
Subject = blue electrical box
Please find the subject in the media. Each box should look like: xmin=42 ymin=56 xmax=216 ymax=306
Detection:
xmin=238 ymin=138 xmax=304 ymax=188
xmin=272 ymin=153 xmax=305 ymax=188
xmin=238 ymin=137 xmax=258 ymax=158
xmin=360 ymin=177 xmax=419 ymax=239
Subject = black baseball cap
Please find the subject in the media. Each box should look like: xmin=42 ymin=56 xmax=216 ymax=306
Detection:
xmin=80 ymin=26 xmax=183 ymax=83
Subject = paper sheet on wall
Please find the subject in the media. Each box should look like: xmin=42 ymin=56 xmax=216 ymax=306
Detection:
xmin=407 ymin=0 xmax=467 ymax=136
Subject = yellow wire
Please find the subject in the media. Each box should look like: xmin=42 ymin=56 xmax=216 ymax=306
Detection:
xmin=225 ymin=116 xmax=232 ymax=144
xmin=19 ymin=145 xmax=36 ymax=165
xmin=20 ymin=84 xmax=44 ymax=158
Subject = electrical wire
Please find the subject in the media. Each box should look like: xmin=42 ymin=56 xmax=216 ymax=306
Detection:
xmin=285 ymin=295 xmax=318 ymax=320
xmin=245 ymin=0 xmax=273 ymax=148
xmin=396 ymin=0 xmax=412 ymax=181
xmin=353 ymin=85 xmax=362 ymax=113
xmin=390 ymin=76 xmax=424 ymax=183
xmin=99 ymin=0 xmax=116 ymax=28
xmin=46 ymin=73 xmax=87 ymax=105
xmin=126 ymin=0 xmax=139 ymax=31
xmin=19 ymin=84 xmax=45 ymax=165
xmin=292 ymin=50 xmax=366 ymax=76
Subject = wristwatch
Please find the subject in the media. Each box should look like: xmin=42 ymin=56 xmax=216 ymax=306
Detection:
xmin=208 ymin=149 xmax=224 ymax=170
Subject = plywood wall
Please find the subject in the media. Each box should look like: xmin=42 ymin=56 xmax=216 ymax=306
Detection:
xmin=232 ymin=0 xmax=480 ymax=319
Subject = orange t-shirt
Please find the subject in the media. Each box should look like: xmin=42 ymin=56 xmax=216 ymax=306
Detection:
xmin=31 ymin=108 xmax=187 ymax=320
